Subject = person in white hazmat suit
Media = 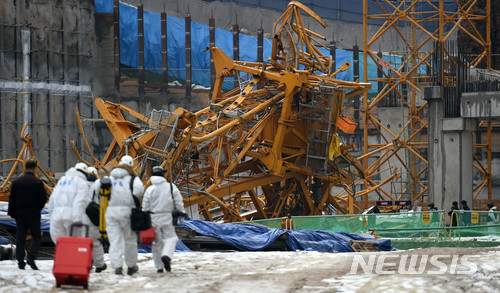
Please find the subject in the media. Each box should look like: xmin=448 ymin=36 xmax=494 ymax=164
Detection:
xmin=72 ymin=167 xmax=107 ymax=273
xmin=92 ymin=155 xmax=144 ymax=276
xmin=487 ymin=202 xmax=498 ymax=234
xmin=142 ymin=166 xmax=187 ymax=273
xmin=48 ymin=163 xmax=89 ymax=244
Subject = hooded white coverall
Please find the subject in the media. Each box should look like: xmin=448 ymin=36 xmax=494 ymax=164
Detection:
xmin=48 ymin=167 xmax=89 ymax=244
xmin=73 ymin=179 xmax=106 ymax=268
xmin=92 ymin=167 xmax=144 ymax=270
xmin=142 ymin=176 xmax=186 ymax=270
xmin=487 ymin=206 xmax=498 ymax=233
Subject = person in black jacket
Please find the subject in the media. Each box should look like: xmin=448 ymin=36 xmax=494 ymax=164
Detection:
xmin=448 ymin=201 xmax=459 ymax=227
xmin=460 ymin=200 xmax=471 ymax=226
xmin=7 ymin=159 xmax=48 ymax=270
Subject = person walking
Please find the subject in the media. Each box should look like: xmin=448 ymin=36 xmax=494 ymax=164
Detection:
xmin=8 ymin=159 xmax=48 ymax=270
xmin=143 ymin=166 xmax=187 ymax=273
xmin=487 ymin=202 xmax=498 ymax=234
xmin=461 ymin=200 xmax=470 ymax=211
xmin=93 ymin=155 xmax=144 ymax=276
xmin=448 ymin=201 xmax=459 ymax=227
xmin=460 ymin=200 xmax=471 ymax=226
xmin=73 ymin=166 xmax=107 ymax=273
xmin=48 ymin=163 xmax=89 ymax=244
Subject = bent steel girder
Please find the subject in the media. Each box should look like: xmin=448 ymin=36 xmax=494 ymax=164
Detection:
xmin=0 ymin=125 xmax=56 ymax=200
xmin=87 ymin=2 xmax=371 ymax=221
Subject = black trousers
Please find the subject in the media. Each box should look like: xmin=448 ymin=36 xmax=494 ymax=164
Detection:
xmin=15 ymin=217 xmax=42 ymax=264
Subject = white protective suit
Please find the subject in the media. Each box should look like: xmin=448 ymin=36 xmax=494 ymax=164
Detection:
xmin=487 ymin=206 xmax=498 ymax=233
xmin=73 ymin=179 xmax=105 ymax=268
xmin=48 ymin=167 xmax=89 ymax=244
xmin=142 ymin=176 xmax=186 ymax=270
xmin=92 ymin=166 xmax=144 ymax=270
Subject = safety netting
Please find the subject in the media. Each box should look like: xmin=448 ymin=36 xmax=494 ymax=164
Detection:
xmin=246 ymin=211 xmax=500 ymax=250
xmin=446 ymin=210 xmax=500 ymax=238
xmin=293 ymin=211 xmax=445 ymax=238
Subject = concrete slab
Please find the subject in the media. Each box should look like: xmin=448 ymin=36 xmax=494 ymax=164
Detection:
xmin=442 ymin=117 xmax=477 ymax=132
xmin=461 ymin=91 xmax=500 ymax=119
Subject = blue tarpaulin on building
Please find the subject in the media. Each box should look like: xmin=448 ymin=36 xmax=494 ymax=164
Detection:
xmin=95 ymin=1 xmax=458 ymax=26
xmin=94 ymin=1 xmax=408 ymax=93
xmin=180 ymin=219 xmax=395 ymax=252
xmin=93 ymin=1 xmax=426 ymax=93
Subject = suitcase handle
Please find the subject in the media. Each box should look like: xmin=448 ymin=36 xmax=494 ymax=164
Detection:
xmin=70 ymin=223 xmax=90 ymax=237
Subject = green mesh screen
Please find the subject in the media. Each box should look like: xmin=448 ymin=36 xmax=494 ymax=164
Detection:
xmin=446 ymin=210 xmax=500 ymax=237
xmin=243 ymin=211 xmax=500 ymax=250
xmin=292 ymin=211 xmax=445 ymax=238
xmin=237 ymin=218 xmax=283 ymax=229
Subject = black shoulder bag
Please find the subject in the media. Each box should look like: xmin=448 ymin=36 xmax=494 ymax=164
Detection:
xmin=129 ymin=175 xmax=152 ymax=231
xmin=170 ymin=183 xmax=187 ymax=226
xmin=85 ymin=191 xmax=100 ymax=226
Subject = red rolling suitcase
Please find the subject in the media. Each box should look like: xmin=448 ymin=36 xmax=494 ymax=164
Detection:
xmin=140 ymin=226 xmax=155 ymax=245
xmin=53 ymin=224 xmax=93 ymax=289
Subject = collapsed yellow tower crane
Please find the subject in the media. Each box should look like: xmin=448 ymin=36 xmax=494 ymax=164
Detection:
xmin=76 ymin=2 xmax=372 ymax=221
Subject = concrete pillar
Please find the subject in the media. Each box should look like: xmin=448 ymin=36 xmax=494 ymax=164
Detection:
xmin=424 ymin=86 xmax=477 ymax=214
xmin=441 ymin=118 xmax=476 ymax=209
xmin=424 ymin=86 xmax=444 ymax=209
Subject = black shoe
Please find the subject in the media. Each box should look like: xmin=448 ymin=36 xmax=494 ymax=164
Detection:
xmin=26 ymin=259 xmax=38 ymax=270
xmin=127 ymin=265 xmax=138 ymax=276
xmin=115 ymin=267 xmax=123 ymax=275
xmin=161 ymin=256 xmax=171 ymax=272
xmin=157 ymin=269 xmax=164 ymax=273
xmin=18 ymin=262 xmax=26 ymax=270
xmin=95 ymin=264 xmax=107 ymax=273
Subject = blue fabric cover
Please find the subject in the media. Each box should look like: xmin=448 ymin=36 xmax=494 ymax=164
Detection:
xmin=0 ymin=216 xmax=394 ymax=252
xmin=95 ymin=1 xmax=436 ymax=94
xmin=95 ymin=1 xmax=458 ymax=26
xmin=180 ymin=219 xmax=395 ymax=252
xmin=180 ymin=219 xmax=286 ymax=251
xmin=0 ymin=207 xmax=50 ymax=233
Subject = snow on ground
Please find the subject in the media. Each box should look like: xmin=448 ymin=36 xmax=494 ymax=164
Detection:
xmin=1 ymin=247 xmax=500 ymax=293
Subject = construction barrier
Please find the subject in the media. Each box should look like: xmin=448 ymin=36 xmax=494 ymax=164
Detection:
xmin=245 ymin=211 xmax=500 ymax=250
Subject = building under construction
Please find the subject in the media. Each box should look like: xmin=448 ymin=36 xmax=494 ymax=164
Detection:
xmin=1 ymin=0 xmax=500 ymax=223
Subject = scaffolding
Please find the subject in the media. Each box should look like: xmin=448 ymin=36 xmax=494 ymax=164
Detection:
xmin=361 ymin=0 xmax=492 ymax=208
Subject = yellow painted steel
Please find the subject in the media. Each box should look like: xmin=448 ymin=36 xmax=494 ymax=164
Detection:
xmin=361 ymin=0 xmax=493 ymax=211
xmin=0 ymin=125 xmax=56 ymax=200
xmin=70 ymin=2 xmax=371 ymax=221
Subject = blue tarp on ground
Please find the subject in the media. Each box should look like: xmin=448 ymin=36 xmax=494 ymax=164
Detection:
xmin=180 ymin=219 xmax=286 ymax=251
xmin=180 ymin=219 xmax=395 ymax=252
xmin=0 ymin=207 xmax=51 ymax=233
xmin=286 ymin=229 xmax=395 ymax=252
xmin=0 ymin=213 xmax=394 ymax=252
xmin=0 ymin=219 xmax=50 ymax=233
